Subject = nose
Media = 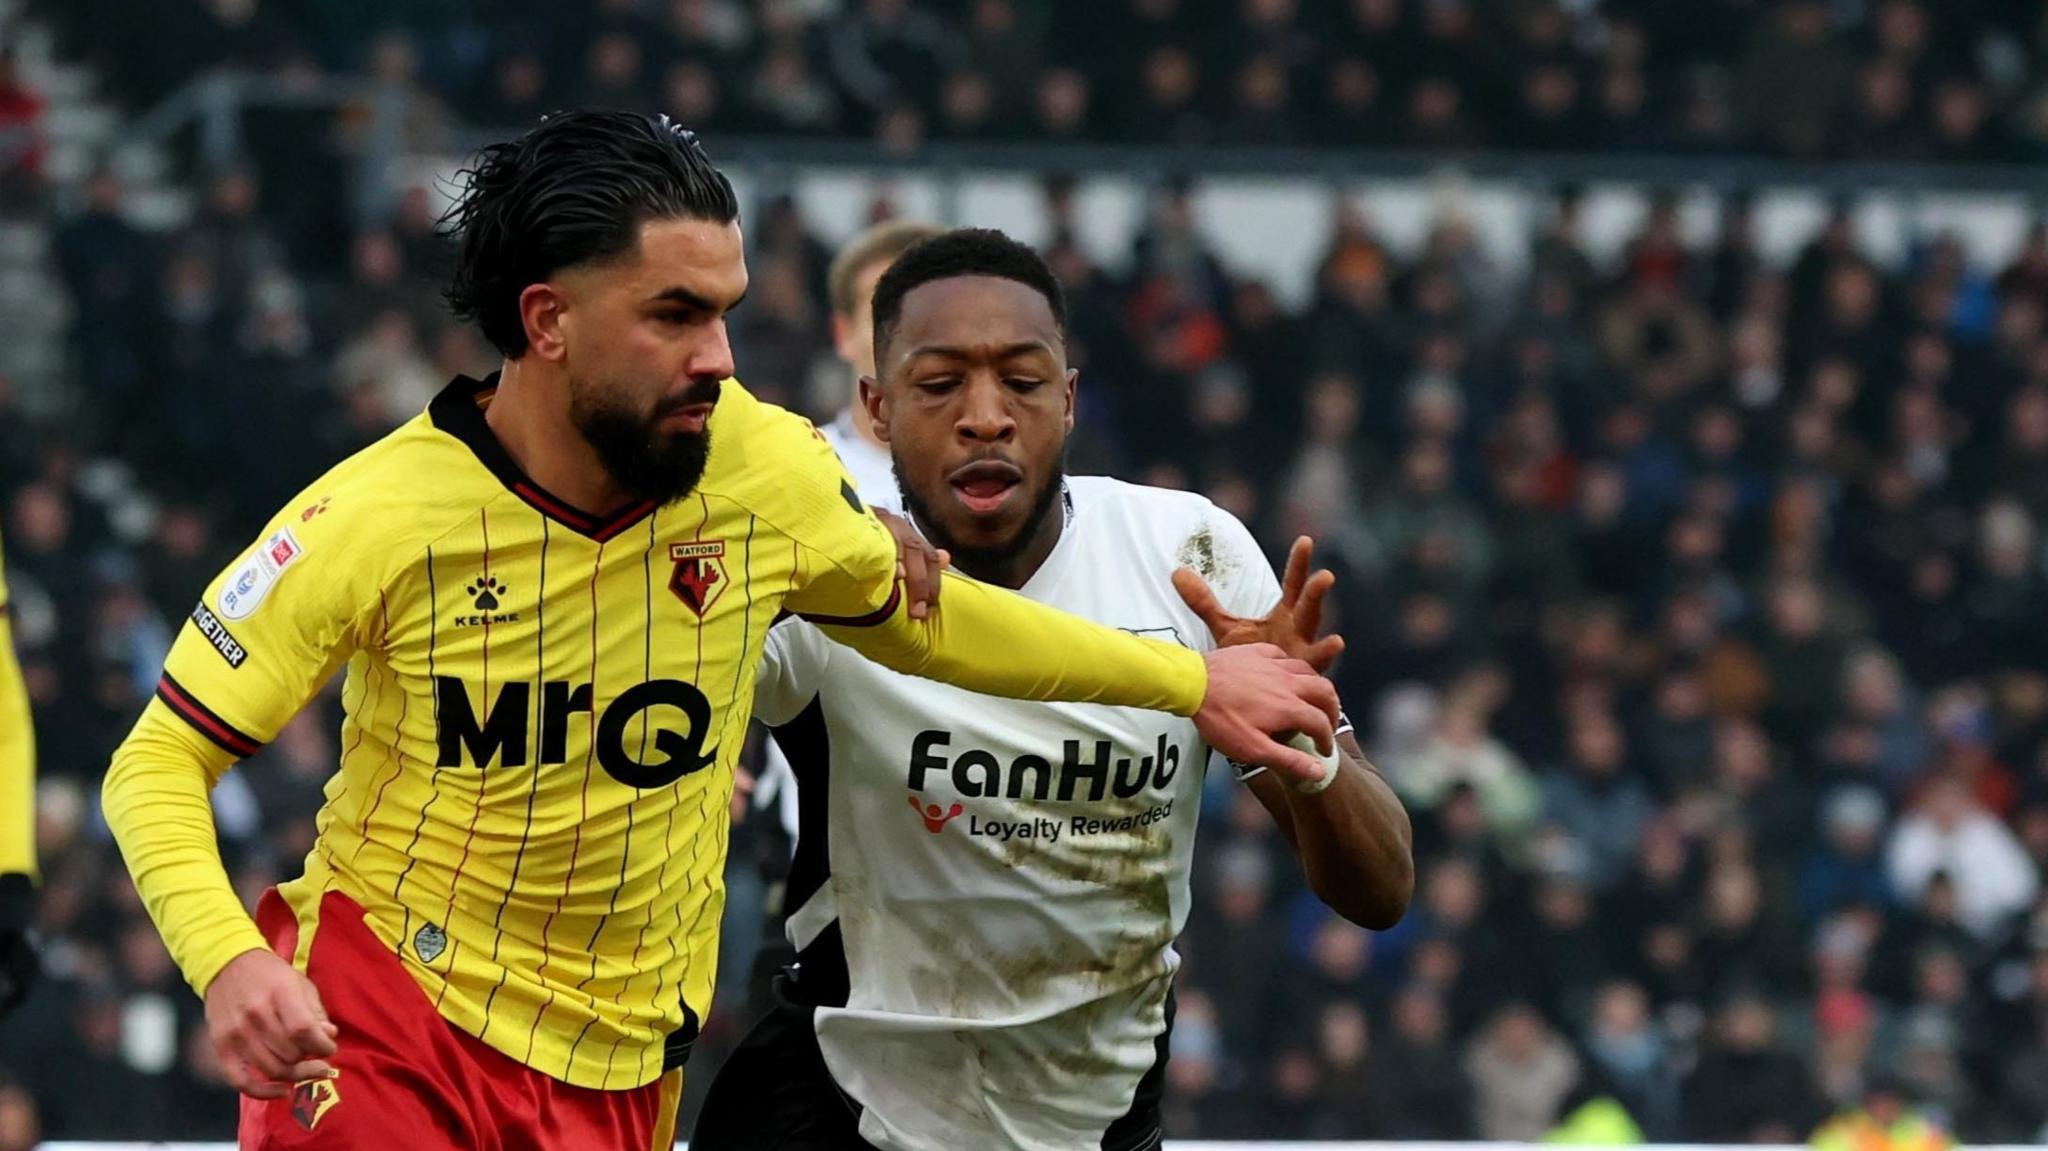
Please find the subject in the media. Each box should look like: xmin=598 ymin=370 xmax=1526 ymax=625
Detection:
xmin=954 ymin=376 xmax=1015 ymax=444
xmin=688 ymin=318 xmax=736 ymax=383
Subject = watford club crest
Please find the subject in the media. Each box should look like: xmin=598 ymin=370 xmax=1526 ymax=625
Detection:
xmin=668 ymin=541 xmax=728 ymax=617
xmin=291 ymin=1071 xmax=341 ymax=1131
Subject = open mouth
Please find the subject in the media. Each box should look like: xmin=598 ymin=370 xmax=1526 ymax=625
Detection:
xmin=947 ymin=458 xmax=1024 ymax=515
xmin=658 ymin=402 xmax=715 ymax=434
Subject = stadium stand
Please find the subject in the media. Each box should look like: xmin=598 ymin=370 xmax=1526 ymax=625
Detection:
xmin=0 ymin=0 xmax=2046 ymax=1145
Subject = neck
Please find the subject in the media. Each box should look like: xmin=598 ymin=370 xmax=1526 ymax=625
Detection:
xmin=484 ymin=359 xmax=634 ymax=516
xmin=910 ymin=485 xmax=1065 ymax=591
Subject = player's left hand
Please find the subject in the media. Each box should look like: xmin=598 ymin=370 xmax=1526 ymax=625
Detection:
xmin=1173 ymin=536 xmax=1345 ymax=673
xmin=0 ymin=874 xmax=37 ymax=1020
xmin=875 ymin=508 xmax=949 ymax=620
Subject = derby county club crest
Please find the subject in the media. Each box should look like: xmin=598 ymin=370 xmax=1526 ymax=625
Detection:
xmin=668 ymin=541 xmax=728 ymax=618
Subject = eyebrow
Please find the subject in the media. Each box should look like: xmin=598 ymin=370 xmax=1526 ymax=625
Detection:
xmin=902 ymin=340 xmax=1055 ymax=361
xmin=650 ymin=286 xmax=746 ymax=313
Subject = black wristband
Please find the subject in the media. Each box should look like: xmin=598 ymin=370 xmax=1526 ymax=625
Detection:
xmin=0 ymin=873 xmax=32 ymax=935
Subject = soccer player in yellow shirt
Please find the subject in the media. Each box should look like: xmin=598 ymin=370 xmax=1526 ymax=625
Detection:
xmin=0 ymin=528 xmax=37 ymax=1021
xmin=102 ymin=111 xmax=1339 ymax=1148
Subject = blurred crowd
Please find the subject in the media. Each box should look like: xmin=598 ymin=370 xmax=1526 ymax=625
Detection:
xmin=1 ymin=0 xmax=2048 ymax=1147
xmin=27 ymin=0 xmax=2048 ymax=162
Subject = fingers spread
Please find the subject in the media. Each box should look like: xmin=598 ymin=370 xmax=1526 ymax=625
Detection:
xmin=1171 ymin=567 xmax=1232 ymax=631
xmin=1304 ymin=634 xmax=1345 ymax=674
xmin=1298 ymin=568 xmax=1335 ymax=640
xmin=1281 ymin=537 xmax=1313 ymax=603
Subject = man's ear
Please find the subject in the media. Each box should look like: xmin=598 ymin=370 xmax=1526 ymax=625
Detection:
xmin=519 ymin=282 xmax=570 ymax=363
xmin=1062 ymin=368 xmax=1079 ymax=434
xmin=859 ymin=375 xmax=889 ymax=443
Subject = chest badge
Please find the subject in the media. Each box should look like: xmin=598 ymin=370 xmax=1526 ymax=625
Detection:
xmin=669 ymin=541 xmax=728 ymax=617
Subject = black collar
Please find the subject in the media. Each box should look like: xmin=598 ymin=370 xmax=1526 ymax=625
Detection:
xmin=428 ymin=372 xmax=659 ymax=543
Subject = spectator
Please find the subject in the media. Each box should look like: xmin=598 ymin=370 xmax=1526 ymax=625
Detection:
xmin=1736 ymin=0 xmax=1853 ymax=155
xmin=1464 ymin=1001 xmax=1581 ymax=1141
xmin=0 ymin=52 xmax=44 ymax=208
xmin=826 ymin=0 xmax=957 ymax=124
xmin=1888 ymin=774 xmax=2039 ymax=942
xmin=1804 ymin=786 xmax=1897 ymax=922
xmin=1399 ymin=697 xmax=1540 ymax=840
xmin=1542 ymin=709 xmax=1656 ymax=890
xmin=1373 ymin=985 xmax=1474 ymax=1139
xmin=14 ymin=12 xmax=2048 ymax=1137
xmin=1811 ymin=1076 xmax=1955 ymax=1151
xmin=1684 ymin=991 xmax=1821 ymax=1142
xmin=55 ymin=171 xmax=154 ymax=445
xmin=1582 ymin=980 xmax=1679 ymax=1137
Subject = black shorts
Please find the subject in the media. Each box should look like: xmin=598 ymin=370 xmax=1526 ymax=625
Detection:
xmin=691 ymin=973 xmax=1168 ymax=1151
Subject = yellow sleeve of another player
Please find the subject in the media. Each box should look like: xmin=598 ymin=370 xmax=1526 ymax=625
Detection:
xmin=0 ymin=533 xmax=36 ymax=879
xmin=770 ymin=414 xmax=1208 ymax=717
xmin=106 ymin=488 xmax=384 ymax=996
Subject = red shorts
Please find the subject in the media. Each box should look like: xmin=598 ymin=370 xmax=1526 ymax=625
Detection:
xmin=238 ymin=889 xmax=681 ymax=1151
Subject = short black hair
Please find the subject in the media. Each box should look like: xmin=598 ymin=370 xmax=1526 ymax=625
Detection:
xmin=869 ymin=228 xmax=1067 ymax=366
xmin=442 ymin=110 xmax=739 ymax=358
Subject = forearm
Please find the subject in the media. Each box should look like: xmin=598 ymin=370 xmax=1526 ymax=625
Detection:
xmin=0 ymin=615 xmax=33 ymax=878
xmin=818 ymin=570 xmax=1208 ymax=716
xmin=1252 ymin=731 xmax=1414 ymax=929
xmin=104 ymin=700 xmax=269 ymax=996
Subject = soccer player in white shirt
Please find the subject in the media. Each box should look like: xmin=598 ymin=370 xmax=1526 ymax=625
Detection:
xmin=743 ymin=218 xmax=947 ymax=1010
xmin=693 ymin=229 xmax=1413 ymax=1151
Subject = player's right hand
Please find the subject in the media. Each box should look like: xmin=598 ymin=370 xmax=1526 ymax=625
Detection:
xmin=204 ymin=947 xmax=340 ymax=1098
xmin=1173 ymin=535 xmax=1345 ymax=672
xmin=1193 ymin=643 xmax=1339 ymax=784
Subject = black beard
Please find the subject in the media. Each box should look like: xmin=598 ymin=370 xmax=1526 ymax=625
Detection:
xmin=894 ymin=456 xmax=1064 ymax=583
xmin=570 ymin=382 xmax=714 ymax=506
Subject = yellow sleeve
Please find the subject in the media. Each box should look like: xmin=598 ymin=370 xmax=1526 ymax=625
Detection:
xmin=816 ymin=571 xmax=1208 ymax=715
xmin=768 ymin=409 xmax=1207 ymax=716
xmin=0 ymin=535 xmax=35 ymax=879
xmin=102 ymin=702 xmax=261 ymax=993
xmin=106 ymin=487 xmax=383 ymax=997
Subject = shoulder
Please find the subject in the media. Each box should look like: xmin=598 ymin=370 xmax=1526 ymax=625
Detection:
xmin=296 ymin=414 xmax=493 ymax=546
xmin=1069 ymin=476 xmax=1225 ymax=527
xmin=1070 ymin=476 xmax=1259 ymax=569
xmin=223 ymin=414 xmax=495 ymax=611
xmin=700 ymin=381 xmax=885 ymax=550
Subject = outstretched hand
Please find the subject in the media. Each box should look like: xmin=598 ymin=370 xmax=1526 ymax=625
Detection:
xmin=1173 ymin=536 xmax=1344 ymax=673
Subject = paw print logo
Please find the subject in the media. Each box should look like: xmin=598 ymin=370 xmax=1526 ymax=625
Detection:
xmin=467 ymin=575 xmax=507 ymax=612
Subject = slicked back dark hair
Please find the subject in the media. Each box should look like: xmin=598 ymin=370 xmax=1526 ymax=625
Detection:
xmin=869 ymin=228 xmax=1067 ymax=367
xmin=442 ymin=110 xmax=739 ymax=358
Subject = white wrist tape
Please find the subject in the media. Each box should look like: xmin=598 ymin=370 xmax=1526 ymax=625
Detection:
xmin=1285 ymin=731 xmax=1342 ymax=795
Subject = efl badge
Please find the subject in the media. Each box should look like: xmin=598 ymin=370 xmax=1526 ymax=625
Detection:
xmin=217 ymin=527 xmax=305 ymax=621
xmin=291 ymin=1071 xmax=340 ymax=1131
xmin=668 ymin=541 xmax=728 ymax=617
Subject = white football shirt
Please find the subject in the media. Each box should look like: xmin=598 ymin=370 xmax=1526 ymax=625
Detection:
xmin=755 ymin=407 xmax=902 ymax=841
xmin=754 ymin=476 xmax=1281 ymax=1151
xmin=821 ymin=408 xmax=899 ymax=509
